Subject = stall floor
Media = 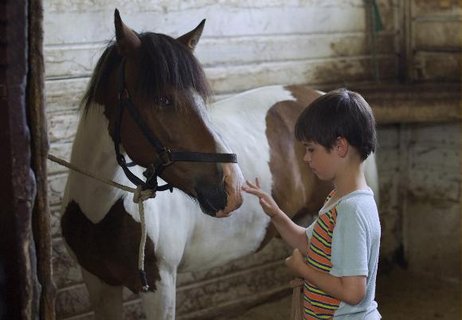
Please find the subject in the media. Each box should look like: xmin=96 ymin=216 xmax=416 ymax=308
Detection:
xmin=229 ymin=267 xmax=460 ymax=320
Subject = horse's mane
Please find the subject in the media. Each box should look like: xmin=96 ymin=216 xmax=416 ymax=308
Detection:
xmin=81 ymin=32 xmax=211 ymax=112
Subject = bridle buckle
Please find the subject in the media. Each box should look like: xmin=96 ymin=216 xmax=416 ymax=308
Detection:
xmin=158 ymin=149 xmax=174 ymax=167
xmin=118 ymin=88 xmax=130 ymax=101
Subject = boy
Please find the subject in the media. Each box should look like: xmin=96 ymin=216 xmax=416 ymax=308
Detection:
xmin=243 ymin=88 xmax=381 ymax=319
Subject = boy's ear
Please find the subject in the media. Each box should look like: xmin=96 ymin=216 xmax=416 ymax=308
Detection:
xmin=335 ymin=137 xmax=349 ymax=158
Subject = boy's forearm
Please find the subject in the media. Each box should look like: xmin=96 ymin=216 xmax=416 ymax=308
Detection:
xmin=299 ymin=265 xmax=366 ymax=305
xmin=271 ymin=210 xmax=309 ymax=252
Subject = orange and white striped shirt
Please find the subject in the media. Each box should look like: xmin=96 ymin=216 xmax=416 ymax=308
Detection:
xmin=303 ymin=188 xmax=381 ymax=320
xmin=303 ymin=191 xmax=340 ymax=319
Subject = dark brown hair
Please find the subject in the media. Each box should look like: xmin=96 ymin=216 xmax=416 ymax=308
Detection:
xmin=295 ymin=88 xmax=377 ymax=160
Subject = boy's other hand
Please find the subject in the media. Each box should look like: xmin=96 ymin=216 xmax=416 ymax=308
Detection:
xmin=241 ymin=178 xmax=281 ymax=218
xmin=285 ymin=248 xmax=306 ymax=277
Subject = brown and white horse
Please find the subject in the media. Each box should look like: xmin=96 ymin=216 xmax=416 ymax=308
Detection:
xmin=61 ymin=10 xmax=379 ymax=320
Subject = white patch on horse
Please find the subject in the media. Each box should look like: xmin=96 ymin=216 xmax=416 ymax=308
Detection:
xmin=62 ymin=104 xmax=128 ymax=223
xmin=364 ymin=152 xmax=379 ymax=204
xmin=176 ymin=85 xmax=297 ymax=270
xmin=210 ymin=85 xmax=295 ymax=190
xmin=191 ymin=90 xmax=233 ymax=155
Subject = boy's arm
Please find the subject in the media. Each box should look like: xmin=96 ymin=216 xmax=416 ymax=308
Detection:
xmin=286 ymin=249 xmax=366 ymax=305
xmin=242 ymin=179 xmax=310 ymax=252
xmin=271 ymin=210 xmax=310 ymax=253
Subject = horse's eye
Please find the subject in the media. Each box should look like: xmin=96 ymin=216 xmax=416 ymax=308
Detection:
xmin=158 ymin=96 xmax=172 ymax=107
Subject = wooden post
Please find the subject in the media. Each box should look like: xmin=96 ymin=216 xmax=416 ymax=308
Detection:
xmin=0 ymin=0 xmax=52 ymax=319
xmin=28 ymin=0 xmax=56 ymax=319
xmin=396 ymin=0 xmax=413 ymax=82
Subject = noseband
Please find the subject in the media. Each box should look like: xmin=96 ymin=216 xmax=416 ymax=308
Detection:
xmin=112 ymin=61 xmax=237 ymax=192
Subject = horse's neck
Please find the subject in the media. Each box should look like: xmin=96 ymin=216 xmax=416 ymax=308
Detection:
xmin=209 ymin=85 xmax=295 ymax=191
xmin=63 ymin=103 xmax=128 ymax=223
xmin=178 ymin=86 xmax=298 ymax=270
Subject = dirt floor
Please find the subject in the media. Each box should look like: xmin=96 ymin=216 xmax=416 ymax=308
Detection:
xmin=229 ymin=267 xmax=460 ymax=320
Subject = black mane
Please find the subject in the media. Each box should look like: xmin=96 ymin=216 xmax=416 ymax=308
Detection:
xmin=81 ymin=32 xmax=211 ymax=112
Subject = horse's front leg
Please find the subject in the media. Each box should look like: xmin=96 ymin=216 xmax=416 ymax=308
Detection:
xmin=81 ymin=268 xmax=124 ymax=320
xmin=142 ymin=262 xmax=177 ymax=320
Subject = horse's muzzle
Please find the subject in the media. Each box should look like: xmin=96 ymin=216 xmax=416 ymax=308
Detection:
xmin=196 ymin=185 xmax=227 ymax=216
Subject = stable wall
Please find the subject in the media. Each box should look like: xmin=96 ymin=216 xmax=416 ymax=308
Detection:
xmin=398 ymin=0 xmax=461 ymax=281
xmin=406 ymin=0 xmax=461 ymax=81
xmin=356 ymin=83 xmax=461 ymax=282
xmin=401 ymin=123 xmax=460 ymax=281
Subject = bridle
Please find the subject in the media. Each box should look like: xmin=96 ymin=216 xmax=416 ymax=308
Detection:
xmin=112 ymin=61 xmax=238 ymax=193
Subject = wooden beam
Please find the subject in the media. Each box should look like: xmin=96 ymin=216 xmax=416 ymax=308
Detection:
xmin=352 ymin=82 xmax=462 ymax=124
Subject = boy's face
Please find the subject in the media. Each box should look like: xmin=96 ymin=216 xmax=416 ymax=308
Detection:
xmin=302 ymin=140 xmax=339 ymax=182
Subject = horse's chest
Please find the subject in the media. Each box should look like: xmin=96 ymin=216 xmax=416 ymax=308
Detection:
xmin=61 ymin=199 xmax=160 ymax=292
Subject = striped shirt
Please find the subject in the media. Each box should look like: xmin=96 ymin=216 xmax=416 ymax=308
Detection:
xmin=304 ymin=191 xmax=340 ymax=319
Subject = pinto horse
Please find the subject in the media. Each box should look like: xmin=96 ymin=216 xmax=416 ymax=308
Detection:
xmin=61 ymin=9 xmax=379 ymax=320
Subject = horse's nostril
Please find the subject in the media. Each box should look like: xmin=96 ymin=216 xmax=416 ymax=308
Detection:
xmin=196 ymin=185 xmax=227 ymax=216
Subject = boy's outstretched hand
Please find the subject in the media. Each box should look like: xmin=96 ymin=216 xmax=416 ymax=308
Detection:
xmin=241 ymin=178 xmax=282 ymax=218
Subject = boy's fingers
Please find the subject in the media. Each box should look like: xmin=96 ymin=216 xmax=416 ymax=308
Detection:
xmin=245 ymin=179 xmax=257 ymax=188
xmin=243 ymin=187 xmax=264 ymax=197
xmin=260 ymin=197 xmax=270 ymax=207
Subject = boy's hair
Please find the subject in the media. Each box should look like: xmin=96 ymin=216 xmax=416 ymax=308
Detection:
xmin=294 ymin=88 xmax=377 ymax=161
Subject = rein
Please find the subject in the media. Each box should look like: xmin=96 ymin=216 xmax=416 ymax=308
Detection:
xmin=113 ymin=60 xmax=237 ymax=193
xmin=47 ymin=154 xmax=153 ymax=291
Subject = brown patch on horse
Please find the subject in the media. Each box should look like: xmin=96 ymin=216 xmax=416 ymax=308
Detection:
xmin=285 ymin=85 xmax=323 ymax=106
xmin=61 ymin=199 xmax=160 ymax=293
xmin=257 ymin=86 xmax=331 ymax=249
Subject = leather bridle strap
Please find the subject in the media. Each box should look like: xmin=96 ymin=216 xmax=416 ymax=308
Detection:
xmin=120 ymin=91 xmax=238 ymax=165
xmin=113 ymin=61 xmax=237 ymax=191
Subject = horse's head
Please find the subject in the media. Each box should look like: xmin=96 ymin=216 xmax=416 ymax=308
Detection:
xmin=85 ymin=9 xmax=244 ymax=217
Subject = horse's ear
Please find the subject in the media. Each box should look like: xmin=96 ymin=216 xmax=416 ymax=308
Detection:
xmin=177 ymin=19 xmax=206 ymax=51
xmin=114 ymin=9 xmax=141 ymax=57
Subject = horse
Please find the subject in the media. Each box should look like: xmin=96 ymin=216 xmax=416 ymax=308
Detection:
xmin=61 ymin=9 xmax=379 ymax=320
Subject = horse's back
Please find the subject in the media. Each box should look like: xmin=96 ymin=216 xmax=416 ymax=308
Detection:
xmin=265 ymin=87 xmax=331 ymax=216
xmin=212 ymin=85 xmax=331 ymax=218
